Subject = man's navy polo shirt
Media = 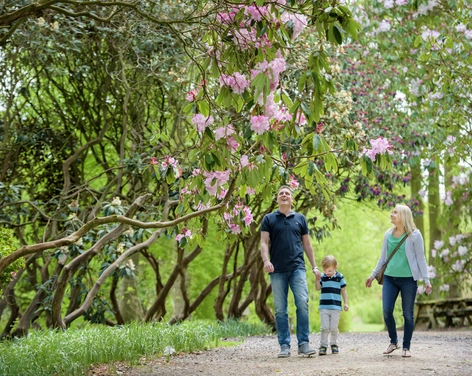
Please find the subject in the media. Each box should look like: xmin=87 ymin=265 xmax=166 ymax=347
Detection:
xmin=260 ymin=210 xmax=309 ymax=273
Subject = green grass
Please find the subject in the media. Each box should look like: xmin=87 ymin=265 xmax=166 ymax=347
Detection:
xmin=0 ymin=320 xmax=272 ymax=376
xmin=349 ymin=321 xmax=384 ymax=332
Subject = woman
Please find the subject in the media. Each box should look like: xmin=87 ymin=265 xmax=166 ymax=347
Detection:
xmin=365 ymin=204 xmax=432 ymax=358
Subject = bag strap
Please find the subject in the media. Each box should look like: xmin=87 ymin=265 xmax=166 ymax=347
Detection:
xmin=384 ymin=233 xmax=408 ymax=265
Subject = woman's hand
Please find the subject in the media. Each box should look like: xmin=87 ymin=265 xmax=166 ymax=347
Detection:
xmin=365 ymin=277 xmax=373 ymax=288
xmin=425 ymin=283 xmax=432 ymax=294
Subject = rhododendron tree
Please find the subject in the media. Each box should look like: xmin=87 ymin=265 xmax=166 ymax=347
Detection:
xmin=340 ymin=0 xmax=472 ymax=296
xmin=1 ymin=0 xmax=377 ymax=333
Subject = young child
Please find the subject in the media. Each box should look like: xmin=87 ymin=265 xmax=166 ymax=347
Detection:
xmin=315 ymin=255 xmax=349 ymax=355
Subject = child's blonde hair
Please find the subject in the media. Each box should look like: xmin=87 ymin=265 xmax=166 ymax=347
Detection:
xmin=321 ymin=255 xmax=338 ymax=269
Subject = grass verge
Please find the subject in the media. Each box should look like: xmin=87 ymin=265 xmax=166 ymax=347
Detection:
xmin=0 ymin=320 xmax=271 ymax=376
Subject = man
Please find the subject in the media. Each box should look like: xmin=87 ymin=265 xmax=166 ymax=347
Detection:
xmin=260 ymin=185 xmax=320 ymax=358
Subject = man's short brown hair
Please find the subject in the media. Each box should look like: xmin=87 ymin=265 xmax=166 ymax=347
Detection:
xmin=278 ymin=185 xmax=293 ymax=194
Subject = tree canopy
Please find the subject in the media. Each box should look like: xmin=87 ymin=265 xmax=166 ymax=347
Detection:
xmin=0 ymin=0 xmax=471 ymax=337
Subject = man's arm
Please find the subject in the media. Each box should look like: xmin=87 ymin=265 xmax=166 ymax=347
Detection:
xmin=261 ymin=231 xmax=274 ymax=273
xmin=301 ymin=234 xmax=321 ymax=278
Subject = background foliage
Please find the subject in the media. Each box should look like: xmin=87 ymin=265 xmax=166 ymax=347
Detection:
xmin=0 ymin=0 xmax=471 ymax=339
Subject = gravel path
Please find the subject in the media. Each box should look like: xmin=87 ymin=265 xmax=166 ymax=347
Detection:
xmin=114 ymin=329 xmax=471 ymax=376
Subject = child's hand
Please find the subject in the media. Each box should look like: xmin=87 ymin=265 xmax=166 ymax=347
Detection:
xmin=316 ymin=274 xmax=321 ymax=281
xmin=344 ymin=304 xmax=349 ymax=312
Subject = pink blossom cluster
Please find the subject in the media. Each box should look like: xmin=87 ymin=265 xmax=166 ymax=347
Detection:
xmin=175 ymin=227 xmax=192 ymax=243
xmin=380 ymin=0 xmax=408 ymax=8
xmin=192 ymin=114 xmax=214 ymax=132
xmin=233 ymin=28 xmax=272 ymax=50
xmin=252 ymin=55 xmax=287 ymax=91
xmin=432 ymin=233 xmax=470 ymax=261
xmin=426 ymin=232 xmax=471 ymax=295
xmin=203 ymin=170 xmax=231 ymax=196
xmin=247 ymin=54 xmax=295 ymax=134
xmin=250 ymin=115 xmax=270 ymax=135
xmin=186 ymin=88 xmax=199 ymax=101
xmin=443 ymin=191 xmax=453 ymax=206
xmin=219 ymin=72 xmax=250 ymax=94
xmin=161 ymin=155 xmax=179 ymax=170
xmin=288 ymin=175 xmax=299 ymax=189
xmin=216 ymin=5 xmax=306 ymax=50
xmin=421 ymin=28 xmax=440 ymax=41
xmin=223 ymin=203 xmax=254 ymax=234
xmin=151 ymin=155 xmax=181 ymax=178
xmin=417 ymin=0 xmax=439 ymax=16
xmin=215 ymin=125 xmax=239 ymax=152
xmin=455 ymin=23 xmax=472 ymax=39
xmin=239 ymin=154 xmax=256 ymax=171
xmin=360 ymin=137 xmax=393 ymax=162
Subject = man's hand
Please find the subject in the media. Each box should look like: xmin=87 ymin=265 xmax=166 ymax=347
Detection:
xmin=365 ymin=277 xmax=373 ymax=288
xmin=263 ymin=260 xmax=274 ymax=273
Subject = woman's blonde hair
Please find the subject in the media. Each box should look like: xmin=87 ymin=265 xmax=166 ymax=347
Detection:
xmin=321 ymin=255 xmax=338 ymax=269
xmin=392 ymin=204 xmax=417 ymax=235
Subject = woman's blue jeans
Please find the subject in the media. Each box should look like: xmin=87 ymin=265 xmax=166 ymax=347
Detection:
xmin=382 ymin=275 xmax=418 ymax=350
xmin=270 ymin=268 xmax=310 ymax=347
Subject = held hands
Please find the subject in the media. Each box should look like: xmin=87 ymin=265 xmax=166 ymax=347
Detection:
xmin=365 ymin=277 xmax=373 ymax=288
xmin=263 ymin=260 xmax=274 ymax=273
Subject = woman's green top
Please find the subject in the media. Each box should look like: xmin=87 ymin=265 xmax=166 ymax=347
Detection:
xmin=385 ymin=234 xmax=413 ymax=278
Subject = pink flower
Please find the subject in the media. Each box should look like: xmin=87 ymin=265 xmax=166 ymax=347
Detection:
xmin=226 ymin=136 xmax=239 ymax=152
xmin=240 ymin=155 xmax=249 ymax=169
xmin=245 ymin=4 xmax=268 ymax=21
xmin=215 ymin=125 xmax=235 ymax=140
xmin=230 ymin=224 xmax=241 ymax=234
xmin=204 ymin=170 xmax=231 ymax=196
xmin=186 ymin=89 xmax=199 ymax=101
xmin=250 ymin=115 xmax=270 ymax=134
xmin=294 ymin=110 xmax=307 ymax=126
xmin=269 ymin=56 xmax=286 ymax=76
xmin=243 ymin=206 xmax=254 ymax=225
xmin=444 ymin=191 xmax=454 ymax=206
xmin=175 ymin=234 xmax=184 ymax=242
xmin=217 ymin=188 xmax=228 ymax=199
xmin=288 ymin=176 xmax=299 ymax=189
xmin=150 ymin=157 xmax=158 ymax=165
xmin=219 ymin=73 xmax=250 ymax=94
xmin=216 ymin=11 xmax=237 ymax=24
xmin=192 ymin=114 xmax=214 ymax=132
xmin=280 ymin=13 xmax=307 ymax=40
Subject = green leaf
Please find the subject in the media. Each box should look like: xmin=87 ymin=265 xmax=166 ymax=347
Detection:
xmin=333 ymin=24 xmax=343 ymax=44
xmin=211 ymin=152 xmax=221 ymax=166
xmin=198 ymin=101 xmax=210 ymax=117
xmin=239 ymin=184 xmax=247 ymax=198
xmin=293 ymin=160 xmax=309 ymax=178
xmin=414 ymin=35 xmax=422 ymax=48
xmin=313 ymin=134 xmax=321 ymax=151
xmin=251 ymin=73 xmax=270 ymax=105
xmin=298 ymin=73 xmax=308 ymax=92
xmin=281 ymin=91 xmax=293 ymax=107
xmin=183 ymin=102 xmax=194 ymax=115
xmin=344 ymin=19 xmax=359 ymax=40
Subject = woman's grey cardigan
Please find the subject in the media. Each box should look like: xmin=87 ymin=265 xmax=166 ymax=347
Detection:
xmin=371 ymin=228 xmax=430 ymax=284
